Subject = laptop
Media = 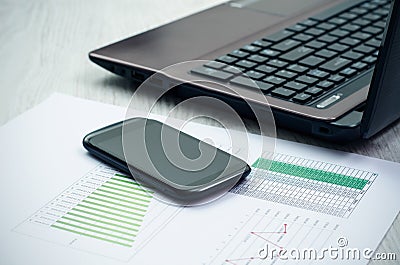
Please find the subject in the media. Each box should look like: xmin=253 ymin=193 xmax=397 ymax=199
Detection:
xmin=89 ymin=0 xmax=400 ymax=141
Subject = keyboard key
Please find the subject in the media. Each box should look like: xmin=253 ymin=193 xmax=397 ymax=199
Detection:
xmin=341 ymin=24 xmax=361 ymax=32
xmin=216 ymin=55 xmax=237 ymax=64
xmin=256 ymin=65 xmax=277 ymax=74
xmin=362 ymin=26 xmax=382 ymax=35
xmin=276 ymin=70 xmax=297 ymax=80
xmin=287 ymin=64 xmax=308 ymax=74
xmin=365 ymin=38 xmax=381 ymax=48
xmin=241 ymin=45 xmax=261 ymax=53
xmin=260 ymin=49 xmax=281 ymax=58
xmin=264 ymin=76 xmax=286 ymax=85
xmin=382 ymin=2 xmax=392 ymax=8
xmin=236 ymin=60 xmax=257 ymax=69
xmin=299 ymin=56 xmax=325 ymax=67
xmin=350 ymin=8 xmax=368 ymax=15
xmin=352 ymin=18 xmax=371 ymax=27
xmin=296 ymin=75 xmax=319 ymax=86
xmin=320 ymin=57 xmax=352 ymax=72
xmin=284 ymin=81 xmax=307 ymax=91
xmin=252 ymin=40 xmax=272 ymax=48
xmin=374 ymin=21 xmax=387 ymax=28
xmin=305 ymin=28 xmax=325 ymax=36
xmin=308 ymin=69 xmax=329 ymax=79
xmin=305 ymin=87 xmax=323 ymax=96
xmin=363 ymin=14 xmax=381 ymax=22
xmin=328 ymin=74 xmax=346 ymax=83
xmin=205 ymin=61 xmax=225 ymax=69
xmin=374 ymin=8 xmax=389 ymax=16
xmin=339 ymin=12 xmax=358 ymax=20
xmin=315 ymin=49 xmax=337 ymax=59
xmin=230 ymin=50 xmax=249 ymax=58
xmin=286 ymin=24 xmax=307 ymax=32
xmin=339 ymin=37 xmax=361 ymax=47
xmin=264 ymin=30 xmax=294 ymax=42
xmin=223 ymin=66 xmax=244 ymax=74
xmin=230 ymin=76 xmax=274 ymax=92
xmin=280 ymin=46 xmax=314 ymax=62
xmin=245 ymin=70 xmax=265 ymax=80
xmin=248 ymin=54 xmax=268 ymax=63
xmin=342 ymin=51 xmax=363 ymax=60
xmin=293 ymin=93 xmax=312 ymax=104
xmin=271 ymin=88 xmax=296 ymax=99
xmin=299 ymin=19 xmax=318 ymax=27
xmin=191 ymin=67 xmax=233 ymax=81
xmin=305 ymin=40 xmax=326 ymax=49
xmin=352 ymin=62 xmax=368 ymax=71
xmin=340 ymin=68 xmax=358 ymax=77
xmin=318 ymin=34 xmax=339 ymax=43
xmin=327 ymin=43 xmax=350 ymax=52
xmin=230 ymin=76 xmax=255 ymax=88
xmin=363 ymin=55 xmax=378 ymax=64
xmin=352 ymin=32 xmax=372 ymax=40
xmin=271 ymin=39 xmax=301 ymax=52
xmin=379 ymin=0 xmax=390 ymax=4
xmin=376 ymin=33 xmax=384 ymax=40
xmin=293 ymin=33 xmax=314 ymax=42
xmin=354 ymin=45 xmax=375 ymax=54
xmin=255 ymin=81 xmax=275 ymax=92
xmin=267 ymin=59 xmax=288 ymax=69
xmin=361 ymin=3 xmax=379 ymax=10
xmin=316 ymin=22 xmax=336 ymax=31
xmin=328 ymin=18 xmax=347 ymax=25
xmin=316 ymin=80 xmax=335 ymax=90
xmin=329 ymin=29 xmax=350 ymax=37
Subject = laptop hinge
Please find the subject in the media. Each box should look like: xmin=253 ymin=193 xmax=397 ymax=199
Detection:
xmin=361 ymin=0 xmax=400 ymax=139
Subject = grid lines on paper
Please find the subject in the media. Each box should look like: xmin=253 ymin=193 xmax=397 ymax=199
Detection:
xmin=230 ymin=153 xmax=377 ymax=218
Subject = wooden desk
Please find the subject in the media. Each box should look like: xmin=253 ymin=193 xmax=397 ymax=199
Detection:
xmin=1 ymin=0 xmax=398 ymax=263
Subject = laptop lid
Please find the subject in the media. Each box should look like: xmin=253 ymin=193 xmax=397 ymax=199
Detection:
xmin=361 ymin=0 xmax=400 ymax=138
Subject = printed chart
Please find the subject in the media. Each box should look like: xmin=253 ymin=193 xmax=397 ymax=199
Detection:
xmin=14 ymin=165 xmax=180 ymax=261
xmin=205 ymin=207 xmax=339 ymax=265
xmin=231 ymin=153 xmax=377 ymax=218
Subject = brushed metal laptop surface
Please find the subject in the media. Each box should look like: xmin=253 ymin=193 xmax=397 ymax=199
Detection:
xmin=92 ymin=0 xmax=332 ymax=69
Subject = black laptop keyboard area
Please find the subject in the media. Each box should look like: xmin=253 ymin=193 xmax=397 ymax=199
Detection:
xmin=191 ymin=0 xmax=392 ymax=107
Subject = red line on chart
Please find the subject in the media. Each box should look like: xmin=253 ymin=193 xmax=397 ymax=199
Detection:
xmin=225 ymin=224 xmax=287 ymax=264
xmin=251 ymin=232 xmax=284 ymax=249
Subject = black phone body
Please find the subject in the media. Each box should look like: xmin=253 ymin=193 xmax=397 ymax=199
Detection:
xmin=83 ymin=118 xmax=251 ymax=204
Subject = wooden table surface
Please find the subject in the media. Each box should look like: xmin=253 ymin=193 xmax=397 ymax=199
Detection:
xmin=1 ymin=0 xmax=398 ymax=263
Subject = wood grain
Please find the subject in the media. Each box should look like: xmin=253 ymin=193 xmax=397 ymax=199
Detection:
xmin=0 ymin=0 xmax=398 ymax=263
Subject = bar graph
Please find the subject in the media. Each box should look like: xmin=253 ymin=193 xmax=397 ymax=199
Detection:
xmin=50 ymin=172 xmax=153 ymax=247
xmin=230 ymin=153 xmax=377 ymax=218
xmin=15 ymin=165 xmax=180 ymax=261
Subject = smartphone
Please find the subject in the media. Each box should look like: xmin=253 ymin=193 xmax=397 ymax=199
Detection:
xmin=83 ymin=118 xmax=250 ymax=204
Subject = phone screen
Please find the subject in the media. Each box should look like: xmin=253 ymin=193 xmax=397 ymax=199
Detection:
xmin=86 ymin=118 xmax=249 ymax=188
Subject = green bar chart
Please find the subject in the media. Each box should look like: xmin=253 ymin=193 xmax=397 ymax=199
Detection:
xmin=51 ymin=173 xmax=153 ymax=247
xmin=15 ymin=165 xmax=179 ymax=261
xmin=252 ymin=158 xmax=369 ymax=190
xmin=231 ymin=153 xmax=377 ymax=218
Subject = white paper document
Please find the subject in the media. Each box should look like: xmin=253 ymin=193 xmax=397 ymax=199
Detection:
xmin=1 ymin=94 xmax=399 ymax=264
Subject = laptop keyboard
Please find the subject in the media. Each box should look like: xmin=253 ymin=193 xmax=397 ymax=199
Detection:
xmin=191 ymin=0 xmax=392 ymax=106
